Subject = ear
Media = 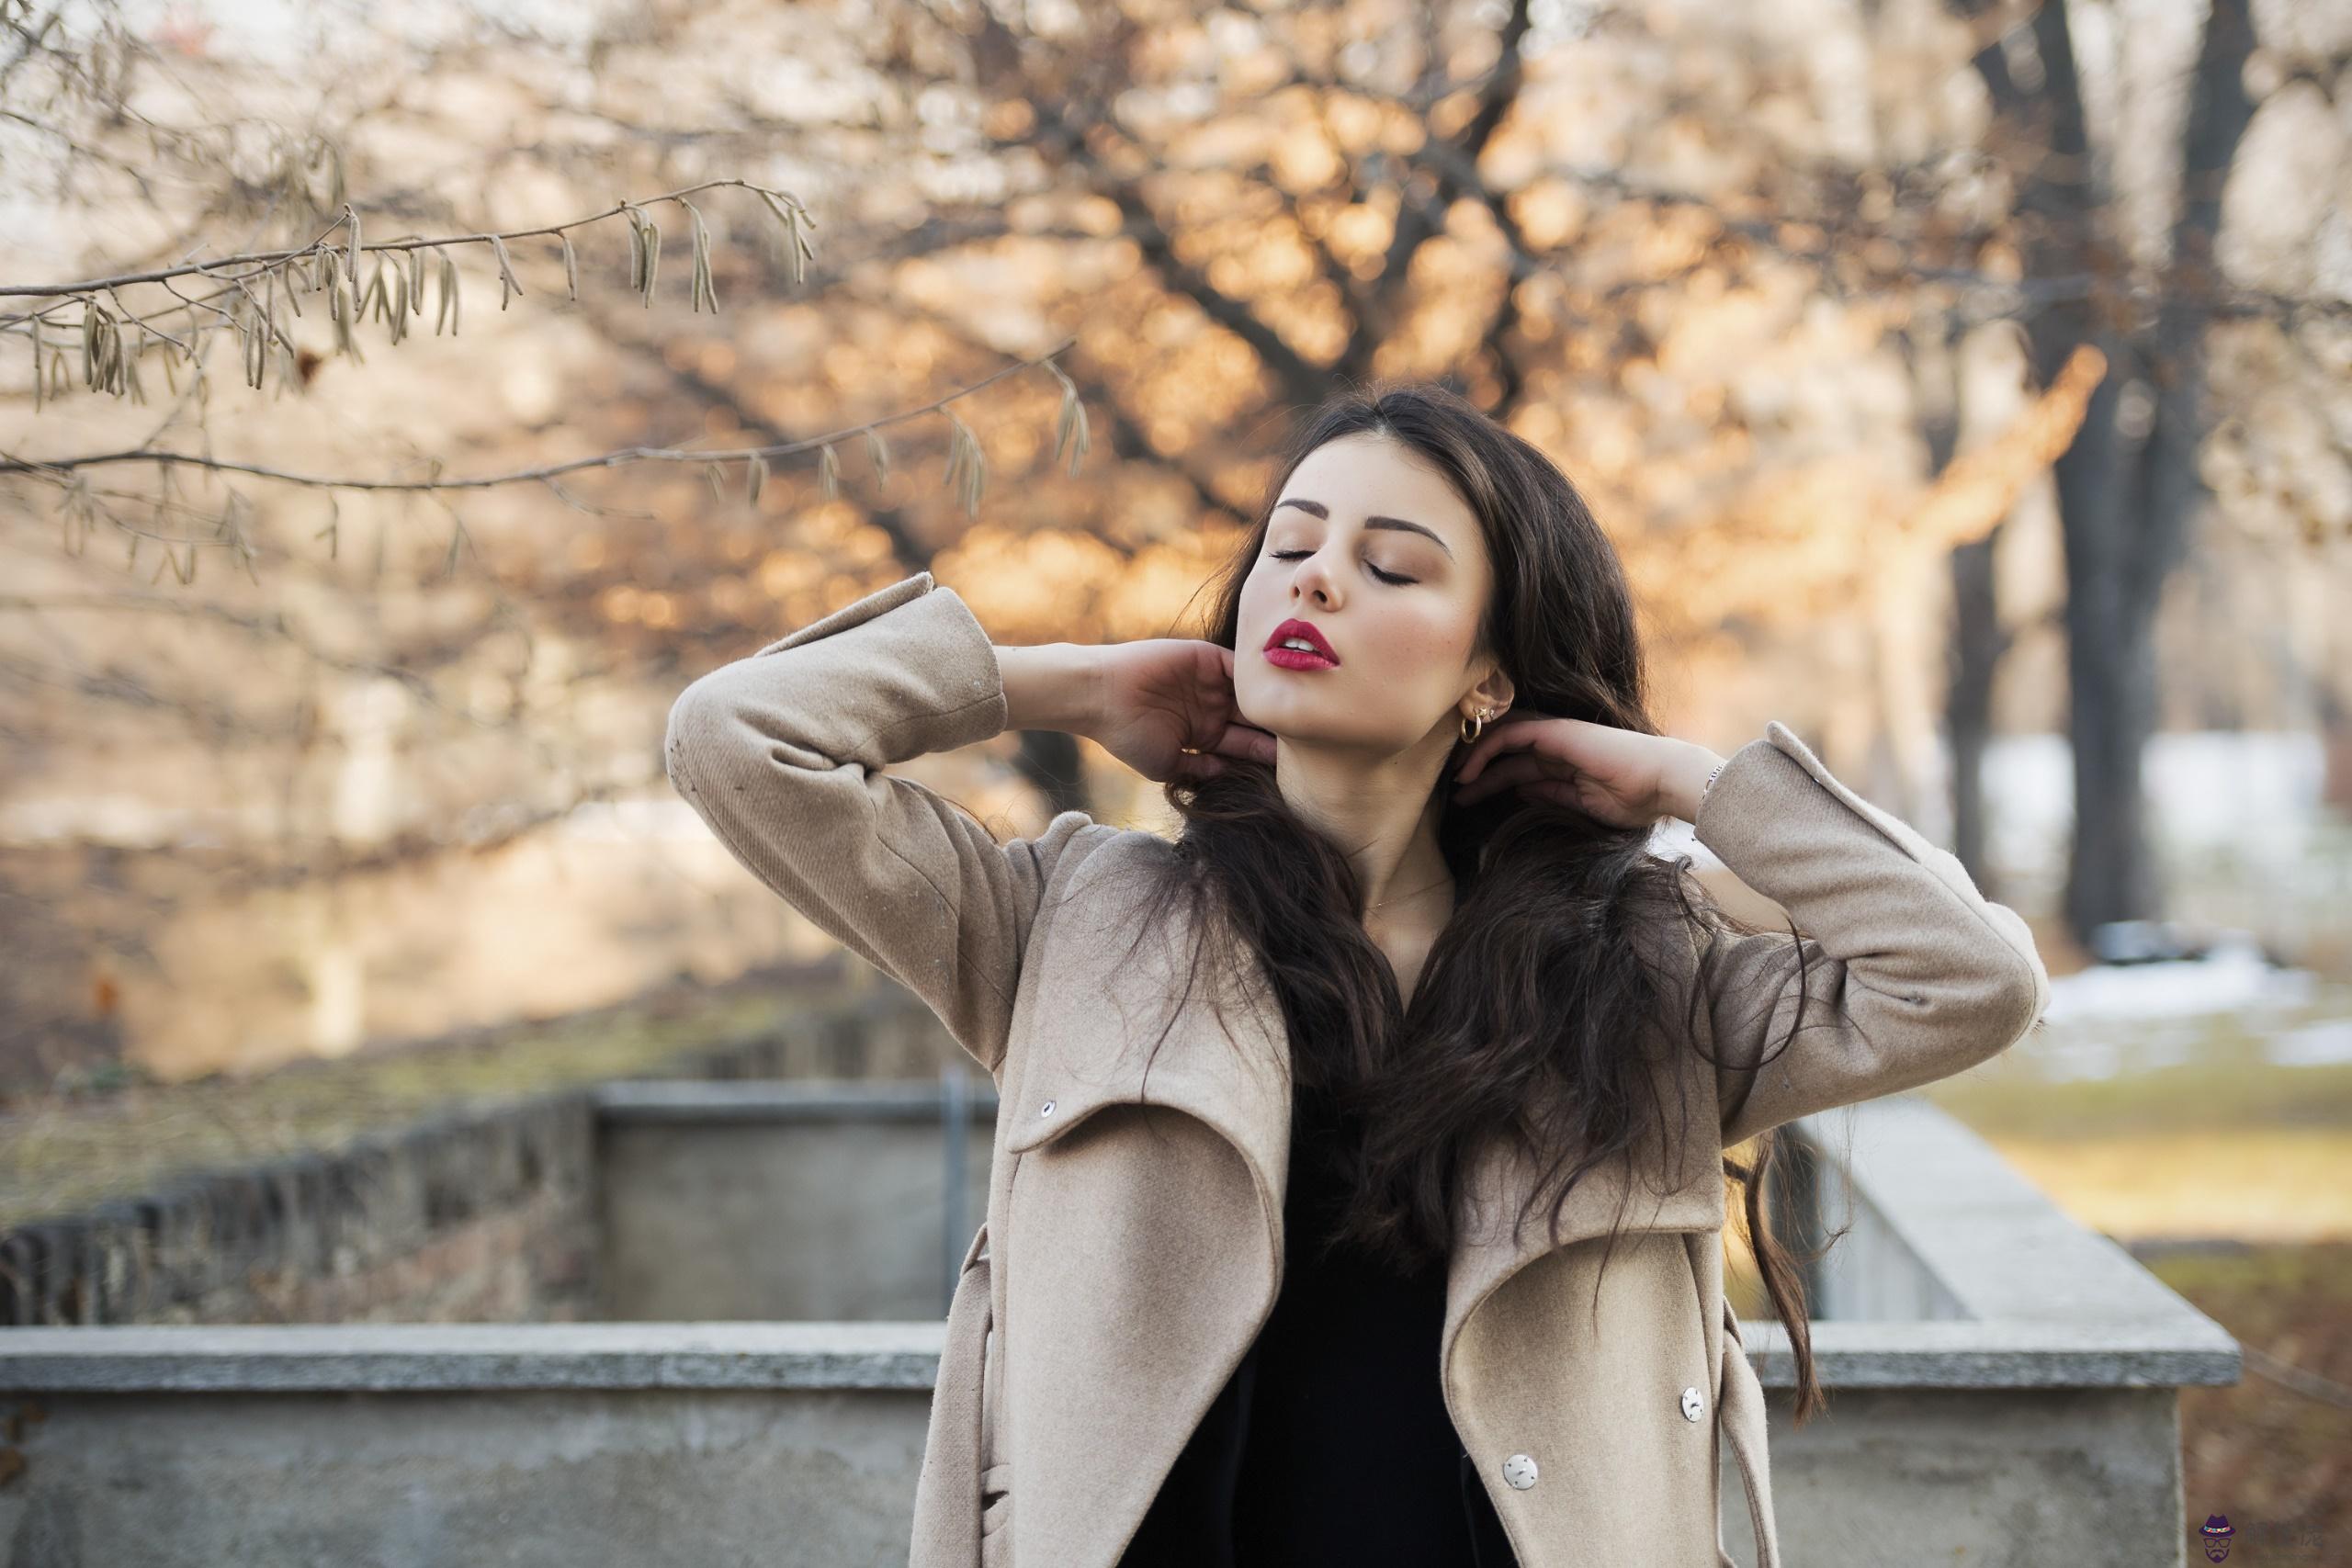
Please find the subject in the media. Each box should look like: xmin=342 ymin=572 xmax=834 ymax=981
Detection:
xmin=1465 ymin=660 xmax=1515 ymax=718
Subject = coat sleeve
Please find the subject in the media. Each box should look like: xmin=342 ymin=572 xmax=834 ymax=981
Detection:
xmin=662 ymin=570 xmax=1102 ymax=1078
xmin=1690 ymin=719 xmax=2052 ymax=1149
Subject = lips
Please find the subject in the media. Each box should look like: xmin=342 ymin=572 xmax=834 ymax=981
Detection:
xmin=1263 ymin=617 xmax=1340 ymax=669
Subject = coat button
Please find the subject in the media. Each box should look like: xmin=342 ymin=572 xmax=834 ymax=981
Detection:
xmin=1681 ymin=1385 xmax=1704 ymax=1422
xmin=1039 ymin=1099 xmax=1056 ymax=1116
xmin=1501 ymin=1452 xmax=1538 ymax=1490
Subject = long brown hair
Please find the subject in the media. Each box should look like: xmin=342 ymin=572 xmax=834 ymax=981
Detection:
xmin=1115 ymin=378 xmax=1834 ymax=1426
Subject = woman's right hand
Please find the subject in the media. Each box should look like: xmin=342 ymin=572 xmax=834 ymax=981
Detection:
xmin=1091 ymin=638 xmax=1276 ymax=784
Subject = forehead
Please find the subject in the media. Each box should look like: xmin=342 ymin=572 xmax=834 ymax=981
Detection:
xmin=1276 ymin=433 xmax=1476 ymax=542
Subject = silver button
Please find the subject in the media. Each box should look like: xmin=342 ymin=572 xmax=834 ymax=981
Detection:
xmin=1681 ymin=1385 xmax=1704 ymax=1422
xmin=1501 ymin=1452 xmax=1538 ymax=1490
xmin=1038 ymin=1099 xmax=1056 ymax=1117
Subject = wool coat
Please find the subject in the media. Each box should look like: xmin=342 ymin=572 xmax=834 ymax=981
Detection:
xmin=662 ymin=570 xmax=2052 ymax=1568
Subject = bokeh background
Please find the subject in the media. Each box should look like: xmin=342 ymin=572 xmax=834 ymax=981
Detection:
xmin=3 ymin=0 xmax=2346 ymax=1551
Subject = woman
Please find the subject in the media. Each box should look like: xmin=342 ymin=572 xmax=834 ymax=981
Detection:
xmin=663 ymin=381 xmax=2050 ymax=1568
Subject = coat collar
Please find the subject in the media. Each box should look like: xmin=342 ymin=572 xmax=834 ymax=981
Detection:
xmin=1001 ymin=832 xmax=1726 ymax=1378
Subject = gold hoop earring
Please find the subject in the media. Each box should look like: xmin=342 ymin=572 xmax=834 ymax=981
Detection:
xmin=1459 ymin=708 xmax=1492 ymax=746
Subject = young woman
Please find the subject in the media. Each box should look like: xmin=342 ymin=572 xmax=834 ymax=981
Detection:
xmin=663 ymin=381 xmax=2051 ymax=1568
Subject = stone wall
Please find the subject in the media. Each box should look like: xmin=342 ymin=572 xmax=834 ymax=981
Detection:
xmin=0 ymin=981 xmax=943 ymax=1327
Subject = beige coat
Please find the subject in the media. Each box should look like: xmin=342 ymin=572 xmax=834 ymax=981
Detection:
xmin=662 ymin=570 xmax=2052 ymax=1568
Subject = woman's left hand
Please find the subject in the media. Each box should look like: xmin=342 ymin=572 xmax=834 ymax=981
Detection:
xmin=1450 ymin=713 xmax=1724 ymax=828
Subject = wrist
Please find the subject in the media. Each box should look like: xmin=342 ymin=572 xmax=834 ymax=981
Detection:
xmin=1665 ymin=742 xmax=1729 ymax=822
xmin=996 ymin=642 xmax=1102 ymax=736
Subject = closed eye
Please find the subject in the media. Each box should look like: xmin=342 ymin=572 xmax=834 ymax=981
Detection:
xmin=1268 ymin=549 xmax=1416 ymax=586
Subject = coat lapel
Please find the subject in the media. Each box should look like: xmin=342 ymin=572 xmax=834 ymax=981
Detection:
xmin=989 ymin=839 xmax=1295 ymax=1568
xmin=1437 ymin=1045 xmax=1728 ymax=1562
xmin=1442 ymin=1077 xmax=1725 ymax=1376
xmin=999 ymin=931 xmax=1292 ymax=1204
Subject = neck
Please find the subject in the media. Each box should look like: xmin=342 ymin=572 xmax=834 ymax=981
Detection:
xmin=1272 ymin=732 xmax=1454 ymax=928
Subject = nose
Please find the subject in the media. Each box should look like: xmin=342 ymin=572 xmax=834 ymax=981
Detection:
xmin=1288 ymin=548 xmax=1341 ymax=610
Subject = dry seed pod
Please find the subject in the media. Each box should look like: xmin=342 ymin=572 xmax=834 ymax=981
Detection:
xmin=561 ymin=233 xmax=579 ymax=302
xmin=1053 ymin=377 xmax=1091 ymax=477
xmin=754 ymin=188 xmax=816 ymax=285
xmin=490 ymin=234 xmax=523 ymax=310
xmin=748 ymin=453 xmax=768 ymax=507
xmin=331 ymin=266 xmax=366 ymax=363
xmin=390 ymin=262 xmax=411 ymax=342
xmin=865 ymin=425 xmax=891 ymax=485
xmin=819 ymin=442 xmax=840 ymax=501
xmin=942 ymin=412 xmax=988 ymax=518
xmin=435 ymin=248 xmax=459 ymax=336
xmin=685 ymin=201 xmax=717 ymax=313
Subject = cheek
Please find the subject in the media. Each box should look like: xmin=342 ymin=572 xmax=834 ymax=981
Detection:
xmin=1360 ymin=605 xmax=1471 ymax=684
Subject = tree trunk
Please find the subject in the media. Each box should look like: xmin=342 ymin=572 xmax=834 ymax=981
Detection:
xmin=1961 ymin=0 xmax=2255 ymax=945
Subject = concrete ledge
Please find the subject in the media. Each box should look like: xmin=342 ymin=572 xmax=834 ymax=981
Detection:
xmin=0 ymin=1314 xmax=2238 ymax=1395
xmin=1776 ymin=1097 xmax=2241 ymax=1387
xmin=0 ymin=1321 xmax=947 ymax=1391
xmin=1734 ymin=1318 xmax=2239 ymax=1388
xmin=595 ymin=1078 xmax=1000 ymax=1123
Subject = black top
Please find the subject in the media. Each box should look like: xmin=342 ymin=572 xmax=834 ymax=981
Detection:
xmin=1117 ymin=1076 xmax=1518 ymax=1568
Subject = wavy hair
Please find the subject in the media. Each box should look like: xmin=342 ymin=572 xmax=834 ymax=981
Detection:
xmin=1114 ymin=378 xmax=1834 ymax=1426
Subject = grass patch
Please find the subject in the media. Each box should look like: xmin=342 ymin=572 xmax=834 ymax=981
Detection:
xmin=1927 ymin=1056 xmax=2352 ymax=1139
xmin=1970 ymin=1128 xmax=2352 ymax=1242
xmin=2135 ymin=1240 xmax=2352 ymax=1559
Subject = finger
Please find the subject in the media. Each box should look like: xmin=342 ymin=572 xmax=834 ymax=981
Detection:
xmin=1211 ymin=721 xmax=1277 ymax=765
xmin=1452 ymin=751 xmax=1548 ymax=804
xmin=1173 ymin=750 xmax=1227 ymax=782
xmin=1454 ymin=719 xmax=1544 ymax=784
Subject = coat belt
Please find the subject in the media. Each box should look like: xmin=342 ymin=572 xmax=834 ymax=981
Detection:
xmin=1715 ymin=1298 xmax=1781 ymax=1568
xmin=909 ymin=1221 xmax=995 ymax=1566
xmin=908 ymin=1220 xmax=1783 ymax=1568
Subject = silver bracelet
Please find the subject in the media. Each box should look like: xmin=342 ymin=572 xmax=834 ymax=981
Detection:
xmin=1700 ymin=758 xmax=1728 ymax=807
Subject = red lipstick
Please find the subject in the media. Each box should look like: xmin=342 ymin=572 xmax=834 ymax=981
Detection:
xmin=1263 ymin=617 xmax=1340 ymax=671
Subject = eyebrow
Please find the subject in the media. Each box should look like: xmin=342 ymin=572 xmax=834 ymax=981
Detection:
xmin=1270 ymin=497 xmax=1454 ymax=558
